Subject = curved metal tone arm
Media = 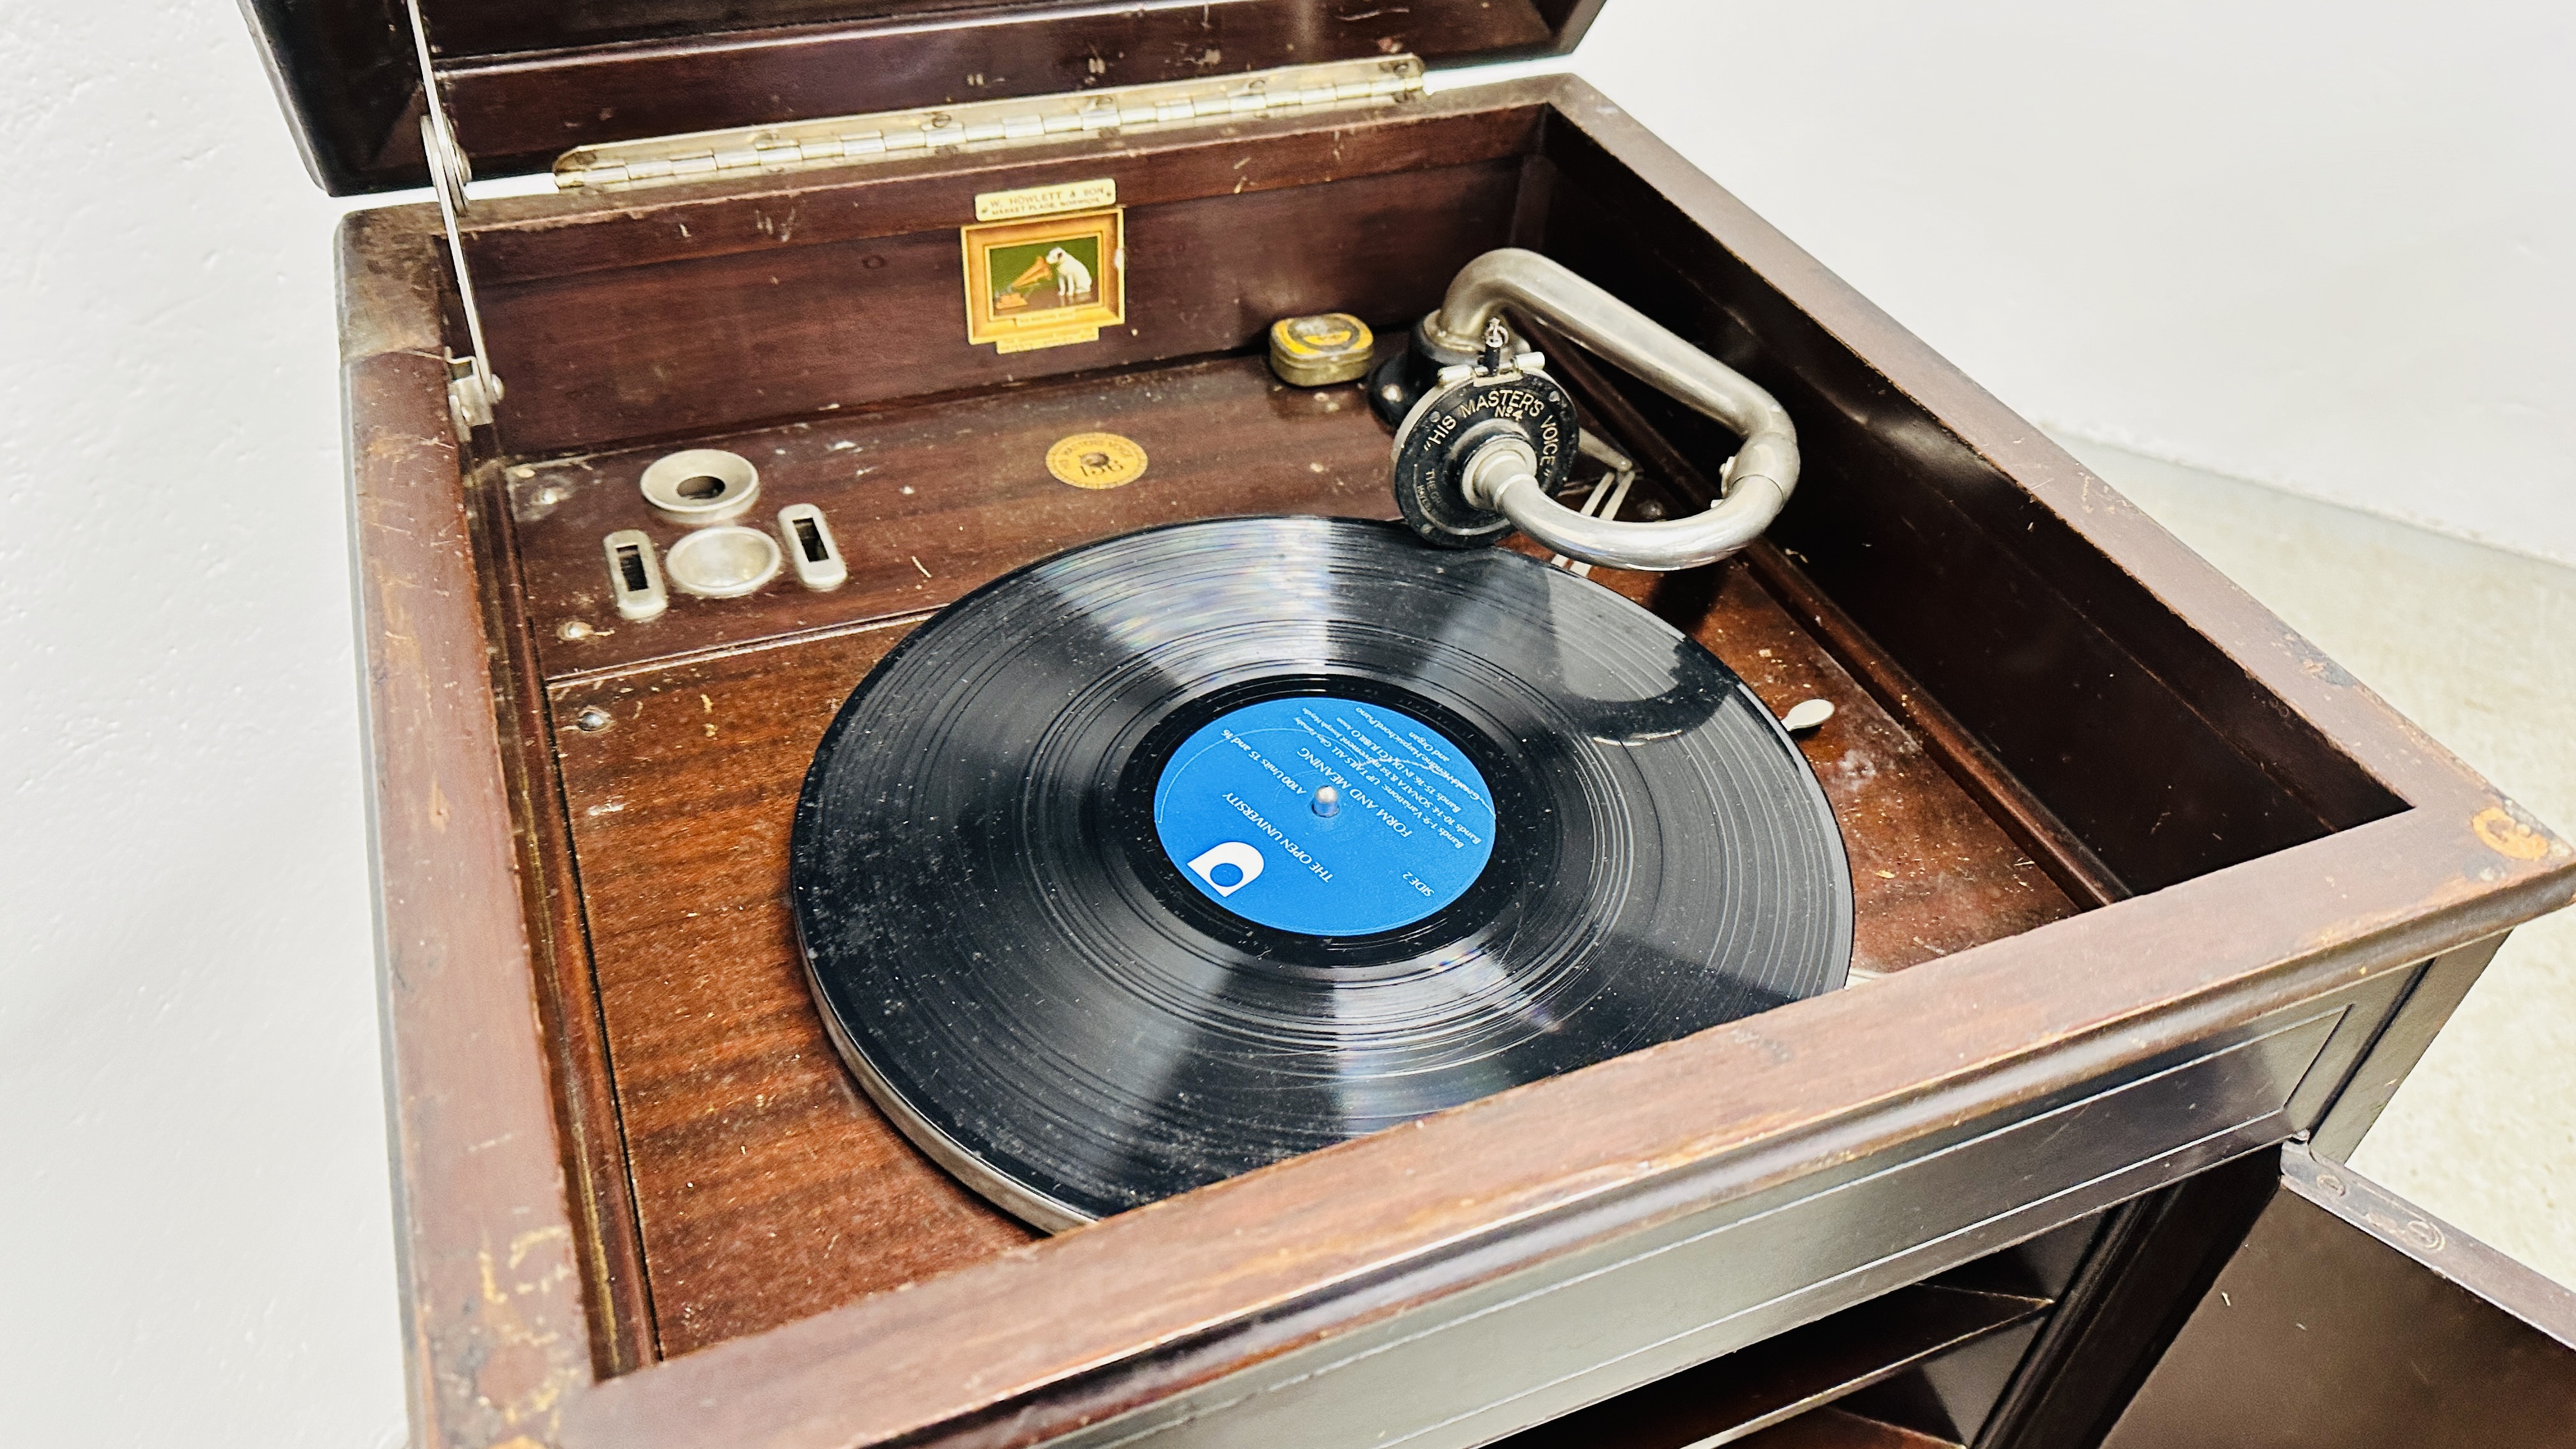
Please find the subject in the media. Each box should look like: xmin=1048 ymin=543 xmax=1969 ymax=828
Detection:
xmin=1429 ymin=249 xmax=1798 ymax=571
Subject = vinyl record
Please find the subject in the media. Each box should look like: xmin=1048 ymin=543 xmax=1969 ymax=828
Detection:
xmin=790 ymin=517 xmax=1852 ymax=1229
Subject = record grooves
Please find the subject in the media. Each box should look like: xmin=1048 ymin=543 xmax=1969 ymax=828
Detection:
xmin=790 ymin=518 xmax=1853 ymax=1229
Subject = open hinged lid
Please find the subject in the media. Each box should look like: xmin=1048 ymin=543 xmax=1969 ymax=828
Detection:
xmin=243 ymin=0 xmax=1607 ymax=194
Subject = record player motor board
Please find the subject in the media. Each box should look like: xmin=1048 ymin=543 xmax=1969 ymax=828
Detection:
xmin=261 ymin=1 xmax=2576 ymax=1446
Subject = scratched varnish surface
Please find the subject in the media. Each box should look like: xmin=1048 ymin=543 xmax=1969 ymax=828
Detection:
xmin=1596 ymin=560 xmax=2080 ymax=978
xmin=509 ymin=356 xmax=1401 ymax=680
xmin=528 ymin=358 xmax=2077 ymax=1357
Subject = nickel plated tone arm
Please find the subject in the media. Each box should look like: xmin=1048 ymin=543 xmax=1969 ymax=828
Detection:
xmin=1386 ymin=249 xmax=1799 ymax=572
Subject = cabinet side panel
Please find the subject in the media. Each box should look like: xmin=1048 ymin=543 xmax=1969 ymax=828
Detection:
xmin=1022 ymin=1001 xmax=2370 ymax=1449
xmin=343 ymin=209 xmax=597 ymax=1444
xmin=2304 ymin=935 xmax=2502 ymax=1158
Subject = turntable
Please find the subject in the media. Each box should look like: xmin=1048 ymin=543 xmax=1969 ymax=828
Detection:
xmin=264 ymin=1 xmax=2576 ymax=1445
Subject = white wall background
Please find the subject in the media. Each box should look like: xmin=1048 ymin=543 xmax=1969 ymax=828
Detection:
xmin=3 ymin=3 xmax=2568 ymax=1445
xmin=1468 ymin=1 xmax=2576 ymax=564
xmin=0 ymin=4 xmax=403 ymax=1448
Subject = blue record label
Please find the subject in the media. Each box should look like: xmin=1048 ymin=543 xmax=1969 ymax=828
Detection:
xmin=1151 ymin=695 xmax=1497 ymax=936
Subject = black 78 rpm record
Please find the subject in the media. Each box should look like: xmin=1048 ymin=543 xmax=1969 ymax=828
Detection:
xmin=791 ymin=518 xmax=1852 ymax=1229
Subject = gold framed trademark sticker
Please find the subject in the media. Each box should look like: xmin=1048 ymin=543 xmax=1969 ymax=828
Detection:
xmin=961 ymin=207 xmax=1126 ymax=355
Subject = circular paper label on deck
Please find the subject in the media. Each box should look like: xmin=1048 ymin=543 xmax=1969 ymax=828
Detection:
xmin=1045 ymin=431 xmax=1149 ymax=489
xmin=1151 ymin=694 xmax=1497 ymax=937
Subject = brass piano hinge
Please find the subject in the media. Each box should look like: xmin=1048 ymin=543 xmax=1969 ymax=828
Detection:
xmin=550 ymin=56 xmax=1427 ymax=194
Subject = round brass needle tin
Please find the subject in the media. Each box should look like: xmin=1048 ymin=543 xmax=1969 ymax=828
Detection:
xmin=1268 ymin=312 xmax=1375 ymax=387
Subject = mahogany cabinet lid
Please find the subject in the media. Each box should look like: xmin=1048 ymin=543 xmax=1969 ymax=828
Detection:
xmin=243 ymin=0 xmax=1609 ymax=194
